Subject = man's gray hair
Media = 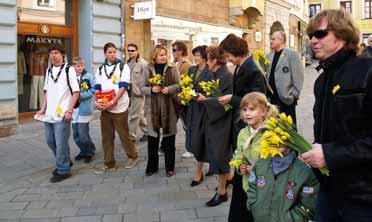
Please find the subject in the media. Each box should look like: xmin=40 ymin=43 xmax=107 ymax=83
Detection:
xmin=274 ymin=31 xmax=287 ymax=43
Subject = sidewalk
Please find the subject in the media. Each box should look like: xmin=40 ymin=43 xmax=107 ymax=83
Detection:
xmin=0 ymin=66 xmax=319 ymax=221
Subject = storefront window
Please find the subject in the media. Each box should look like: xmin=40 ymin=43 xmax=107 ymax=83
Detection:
xmin=17 ymin=35 xmax=72 ymax=113
xmin=17 ymin=0 xmax=73 ymax=26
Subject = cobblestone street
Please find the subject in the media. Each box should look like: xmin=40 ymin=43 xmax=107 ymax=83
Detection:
xmin=0 ymin=65 xmax=320 ymax=222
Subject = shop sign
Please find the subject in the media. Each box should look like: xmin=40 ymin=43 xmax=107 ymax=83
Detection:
xmin=26 ymin=36 xmax=63 ymax=45
xmin=132 ymin=0 xmax=156 ymax=20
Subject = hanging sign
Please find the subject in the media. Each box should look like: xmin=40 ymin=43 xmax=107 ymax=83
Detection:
xmin=132 ymin=0 xmax=156 ymax=20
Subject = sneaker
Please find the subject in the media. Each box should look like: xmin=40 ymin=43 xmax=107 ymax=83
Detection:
xmin=125 ymin=158 xmax=139 ymax=169
xmin=94 ymin=166 xmax=118 ymax=174
xmin=50 ymin=172 xmax=71 ymax=183
xmin=181 ymin=152 xmax=194 ymax=158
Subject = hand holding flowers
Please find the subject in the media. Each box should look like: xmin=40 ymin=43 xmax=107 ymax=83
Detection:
xmin=199 ymin=79 xmax=232 ymax=111
xmin=256 ymin=113 xmax=330 ymax=175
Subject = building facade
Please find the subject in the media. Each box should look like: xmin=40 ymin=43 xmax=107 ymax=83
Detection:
xmin=309 ymin=0 xmax=372 ymax=43
xmin=125 ymin=0 xmax=266 ymax=62
xmin=264 ymin=0 xmax=309 ymax=55
xmin=0 ymin=0 xmax=125 ymax=137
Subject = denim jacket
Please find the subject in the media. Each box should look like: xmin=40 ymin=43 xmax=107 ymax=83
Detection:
xmin=78 ymin=70 xmax=95 ymax=116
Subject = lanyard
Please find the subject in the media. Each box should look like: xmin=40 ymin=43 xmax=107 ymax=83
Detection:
xmin=103 ymin=62 xmax=118 ymax=79
xmin=48 ymin=63 xmax=65 ymax=83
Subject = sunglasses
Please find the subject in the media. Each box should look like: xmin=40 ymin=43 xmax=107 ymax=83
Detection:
xmin=308 ymin=29 xmax=330 ymax=40
xmin=172 ymin=48 xmax=178 ymax=52
xmin=127 ymin=49 xmax=136 ymax=52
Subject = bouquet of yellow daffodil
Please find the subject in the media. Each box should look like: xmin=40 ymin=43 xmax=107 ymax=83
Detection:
xmin=256 ymin=113 xmax=330 ymax=176
xmin=253 ymin=49 xmax=270 ymax=71
xmin=229 ymin=157 xmax=251 ymax=169
xmin=149 ymin=73 xmax=164 ymax=86
xmin=178 ymin=74 xmax=196 ymax=106
xmin=199 ymin=79 xmax=232 ymax=111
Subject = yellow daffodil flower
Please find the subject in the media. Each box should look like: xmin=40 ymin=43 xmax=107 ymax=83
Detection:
xmin=56 ymin=106 xmax=63 ymax=118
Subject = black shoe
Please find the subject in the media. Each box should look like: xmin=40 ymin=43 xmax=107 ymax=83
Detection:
xmin=190 ymin=175 xmax=204 ymax=187
xmin=139 ymin=135 xmax=148 ymax=142
xmin=52 ymin=160 xmax=74 ymax=176
xmin=74 ymin=154 xmax=85 ymax=161
xmin=205 ymin=171 xmax=213 ymax=176
xmin=206 ymin=192 xmax=228 ymax=207
xmin=145 ymin=170 xmax=158 ymax=176
xmin=83 ymin=156 xmax=93 ymax=164
xmin=50 ymin=172 xmax=71 ymax=183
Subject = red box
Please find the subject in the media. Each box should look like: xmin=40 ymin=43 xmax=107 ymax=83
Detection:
xmin=96 ymin=89 xmax=116 ymax=105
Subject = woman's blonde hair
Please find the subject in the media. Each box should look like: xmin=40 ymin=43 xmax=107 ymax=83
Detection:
xmin=240 ymin=92 xmax=278 ymax=121
xmin=307 ymin=9 xmax=360 ymax=53
xmin=152 ymin=45 xmax=168 ymax=63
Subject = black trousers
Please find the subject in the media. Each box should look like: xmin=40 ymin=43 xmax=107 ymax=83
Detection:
xmin=146 ymin=134 xmax=175 ymax=173
xmin=272 ymin=98 xmax=297 ymax=126
xmin=228 ymin=173 xmax=254 ymax=222
xmin=316 ymin=189 xmax=372 ymax=222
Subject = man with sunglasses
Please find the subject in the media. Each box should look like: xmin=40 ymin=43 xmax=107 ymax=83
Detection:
xmin=266 ymin=31 xmax=304 ymax=125
xmin=361 ymin=34 xmax=372 ymax=58
xmin=301 ymin=9 xmax=372 ymax=222
xmin=127 ymin=43 xmax=148 ymax=143
xmin=171 ymin=41 xmax=193 ymax=158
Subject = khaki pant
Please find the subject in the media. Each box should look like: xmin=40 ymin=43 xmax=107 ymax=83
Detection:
xmin=29 ymin=75 xmax=45 ymax=110
xmin=100 ymin=110 xmax=138 ymax=168
xmin=128 ymin=96 xmax=147 ymax=141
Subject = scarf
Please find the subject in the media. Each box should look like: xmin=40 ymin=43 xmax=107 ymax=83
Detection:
xmin=272 ymin=151 xmax=296 ymax=175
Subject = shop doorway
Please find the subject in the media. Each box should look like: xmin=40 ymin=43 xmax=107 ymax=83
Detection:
xmin=16 ymin=0 xmax=78 ymax=121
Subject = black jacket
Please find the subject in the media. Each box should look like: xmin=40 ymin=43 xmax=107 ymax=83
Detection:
xmin=231 ymin=56 xmax=266 ymax=150
xmin=313 ymin=49 xmax=372 ymax=205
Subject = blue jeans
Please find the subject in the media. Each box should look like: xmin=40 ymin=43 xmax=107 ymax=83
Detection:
xmin=45 ymin=121 xmax=71 ymax=175
xmin=316 ymin=189 xmax=372 ymax=222
xmin=72 ymin=123 xmax=96 ymax=157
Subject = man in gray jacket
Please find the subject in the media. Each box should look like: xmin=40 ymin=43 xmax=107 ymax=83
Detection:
xmin=127 ymin=43 xmax=148 ymax=142
xmin=266 ymin=31 xmax=304 ymax=124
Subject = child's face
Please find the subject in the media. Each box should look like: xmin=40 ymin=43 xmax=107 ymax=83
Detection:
xmin=242 ymin=104 xmax=267 ymax=129
xmin=73 ymin=63 xmax=84 ymax=75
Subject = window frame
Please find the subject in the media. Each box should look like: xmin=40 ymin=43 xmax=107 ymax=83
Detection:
xmin=340 ymin=1 xmax=352 ymax=14
xmin=365 ymin=0 xmax=372 ymax=19
xmin=309 ymin=4 xmax=321 ymax=18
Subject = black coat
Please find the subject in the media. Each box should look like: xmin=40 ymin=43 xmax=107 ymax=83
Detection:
xmin=313 ymin=49 xmax=372 ymax=205
xmin=185 ymin=65 xmax=213 ymax=161
xmin=203 ymin=65 xmax=233 ymax=174
xmin=231 ymin=56 xmax=266 ymax=150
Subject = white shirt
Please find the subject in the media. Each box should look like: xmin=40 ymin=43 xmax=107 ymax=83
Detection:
xmin=43 ymin=63 xmax=79 ymax=123
xmin=95 ymin=62 xmax=131 ymax=113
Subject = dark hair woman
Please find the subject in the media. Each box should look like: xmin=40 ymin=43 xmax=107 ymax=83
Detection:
xmin=195 ymin=46 xmax=233 ymax=207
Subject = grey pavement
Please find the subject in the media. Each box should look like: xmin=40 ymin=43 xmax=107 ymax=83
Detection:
xmin=0 ymin=65 xmax=320 ymax=221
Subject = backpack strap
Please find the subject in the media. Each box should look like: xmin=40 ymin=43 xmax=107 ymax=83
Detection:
xmin=65 ymin=65 xmax=73 ymax=95
xmin=98 ymin=64 xmax=103 ymax=76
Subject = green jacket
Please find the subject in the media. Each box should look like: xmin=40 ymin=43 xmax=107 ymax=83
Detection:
xmin=232 ymin=126 xmax=260 ymax=192
xmin=247 ymin=157 xmax=319 ymax=222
